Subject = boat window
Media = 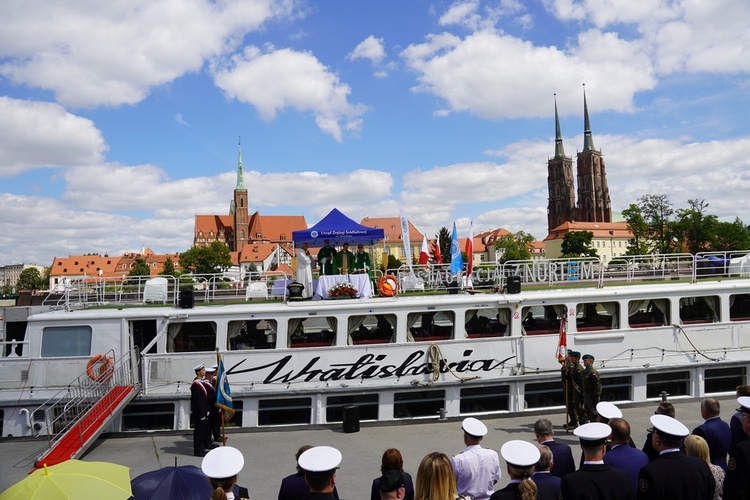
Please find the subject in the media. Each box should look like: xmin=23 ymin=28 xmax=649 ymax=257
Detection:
xmin=131 ymin=320 xmax=156 ymax=354
xmin=628 ymin=299 xmax=670 ymax=328
xmin=602 ymin=376 xmax=631 ymax=401
xmin=288 ymin=317 xmax=337 ymax=348
xmin=258 ymin=397 xmax=311 ymax=426
xmin=521 ymin=305 xmax=565 ymax=335
xmin=41 ymin=326 xmax=92 ymax=357
xmin=730 ymin=294 xmax=750 ymax=321
xmin=394 ymin=390 xmax=444 ymax=418
xmin=465 ymin=308 xmax=511 ymax=338
xmin=228 ymin=319 xmax=277 ymax=350
xmin=647 ymin=371 xmax=689 ymax=398
xmin=407 ymin=311 xmax=455 ymax=342
xmin=460 ymin=385 xmax=510 ymax=413
xmin=575 ymin=301 xmax=619 ymax=331
xmin=705 ymin=367 xmax=746 ymax=394
xmin=122 ymin=402 xmax=175 ymax=431
xmin=167 ymin=321 xmax=217 ymax=352
xmin=679 ymin=296 xmax=719 ymax=324
xmin=524 ymin=380 xmax=565 ymax=409
xmin=326 ymin=394 xmax=379 ymax=422
xmin=347 ymin=314 xmax=396 ymax=345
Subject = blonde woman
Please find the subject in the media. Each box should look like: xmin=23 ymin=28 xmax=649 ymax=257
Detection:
xmin=415 ymin=451 xmax=470 ymax=500
xmin=685 ymin=434 xmax=724 ymax=500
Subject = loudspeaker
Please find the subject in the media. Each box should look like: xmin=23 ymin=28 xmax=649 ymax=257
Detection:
xmin=180 ymin=289 xmax=194 ymax=309
xmin=507 ymin=275 xmax=521 ymax=294
xmin=342 ymin=405 xmax=360 ymax=433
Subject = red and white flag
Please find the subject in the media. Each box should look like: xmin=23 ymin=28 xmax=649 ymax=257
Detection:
xmin=434 ymin=235 xmax=442 ymax=264
xmin=556 ymin=318 xmax=567 ymax=364
xmin=465 ymin=223 xmax=474 ymax=276
xmin=419 ymin=234 xmax=430 ymax=265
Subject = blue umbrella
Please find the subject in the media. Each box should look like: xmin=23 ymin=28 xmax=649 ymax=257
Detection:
xmin=130 ymin=462 xmax=212 ymax=500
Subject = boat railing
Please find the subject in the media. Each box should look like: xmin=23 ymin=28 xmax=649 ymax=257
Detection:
xmin=28 ymin=347 xmax=140 ymax=454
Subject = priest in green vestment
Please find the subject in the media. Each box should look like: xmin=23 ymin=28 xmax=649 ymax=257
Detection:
xmin=332 ymin=243 xmax=355 ymax=275
xmin=317 ymin=239 xmax=337 ymax=276
xmin=353 ymin=244 xmax=372 ymax=277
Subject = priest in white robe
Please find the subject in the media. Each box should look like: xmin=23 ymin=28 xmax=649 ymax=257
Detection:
xmin=295 ymin=243 xmax=314 ymax=299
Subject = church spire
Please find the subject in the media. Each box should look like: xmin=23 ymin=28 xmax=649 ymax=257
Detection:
xmin=236 ymin=136 xmax=245 ymax=190
xmin=582 ymin=84 xmax=596 ymax=153
xmin=554 ymin=94 xmax=566 ymax=159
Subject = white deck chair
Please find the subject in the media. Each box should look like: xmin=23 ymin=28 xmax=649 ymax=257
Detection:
xmin=245 ymin=281 xmax=268 ymax=300
xmin=143 ymin=277 xmax=168 ymax=303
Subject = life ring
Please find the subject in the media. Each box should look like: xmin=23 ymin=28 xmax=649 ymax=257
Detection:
xmin=87 ymin=354 xmax=114 ymax=382
xmin=378 ymin=275 xmax=398 ymax=297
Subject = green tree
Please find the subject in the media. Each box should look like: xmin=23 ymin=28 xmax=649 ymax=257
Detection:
xmin=495 ymin=231 xmax=534 ymax=264
xmin=674 ymin=199 xmax=718 ymax=254
xmin=561 ymin=231 xmax=598 ymax=258
xmin=622 ymin=203 xmax=650 ymax=255
xmin=180 ymin=241 xmax=233 ymax=275
xmin=639 ymin=193 xmax=674 ymax=253
xmin=713 ymin=217 xmax=750 ymax=251
xmin=435 ymin=227 xmax=451 ymax=263
xmin=128 ymin=257 xmax=152 ymax=277
xmin=159 ymin=257 xmax=177 ymax=276
xmin=17 ymin=267 xmax=43 ymax=290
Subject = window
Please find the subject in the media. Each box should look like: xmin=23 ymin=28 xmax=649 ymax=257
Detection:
xmin=524 ymin=381 xmax=564 ymax=409
xmin=228 ymin=319 xmax=277 ymax=350
xmin=326 ymin=394 xmax=379 ymax=422
xmin=576 ymin=301 xmax=619 ymax=331
xmin=601 ymin=376 xmax=631 ymax=401
xmin=730 ymin=294 xmax=750 ymax=321
xmin=122 ymin=403 xmax=174 ymax=431
xmin=465 ymin=308 xmax=511 ymax=338
xmin=628 ymin=299 xmax=669 ymax=328
xmin=166 ymin=321 xmax=217 ymax=352
xmin=680 ymin=296 xmax=719 ymax=324
xmin=41 ymin=326 xmax=92 ymax=357
xmin=407 ymin=311 xmax=454 ymax=341
xmin=647 ymin=371 xmax=689 ymax=398
xmin=288 ymin=317 xmax=337 ymax=347
xmin=705 ymin=367 xmax=745 ymax=394
xmin=348 ymin=314 xmax=396 ymax=345
xmin=394 ymin=390 xmax=444 ymax=418
xmin=131 ymin=320 xmax=157 ymax=354
xmin=460 ymin=385 xmax=509 ymax=413
xmin=259 ymin=398 xmax=311 ymax=426
xmin=521 ymin=304 xmax=565 ymax=335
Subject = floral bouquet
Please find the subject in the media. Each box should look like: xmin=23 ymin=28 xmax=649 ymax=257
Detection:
xmin=328 ymin=282 xmax=358 ymax=298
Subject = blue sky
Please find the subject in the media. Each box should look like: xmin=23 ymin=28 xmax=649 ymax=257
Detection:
xmin=2 ymin=0 xmax=750 ymax=265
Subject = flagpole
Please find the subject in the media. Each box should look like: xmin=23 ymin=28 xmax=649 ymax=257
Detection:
xmin=215 ymin=349 xmax=225 ymax=446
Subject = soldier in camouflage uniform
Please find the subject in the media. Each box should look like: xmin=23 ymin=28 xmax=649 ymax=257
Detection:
xmin=582 ymin=354 xmax=602 ymax=423
xmin=562 ymin=350 xmax=585 ymax=429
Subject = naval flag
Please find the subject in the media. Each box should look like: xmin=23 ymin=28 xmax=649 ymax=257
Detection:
xmin=450 ymin=223 xmax=463 ymax=276
xmin=215 ymin=356 xmax=235 ymax=422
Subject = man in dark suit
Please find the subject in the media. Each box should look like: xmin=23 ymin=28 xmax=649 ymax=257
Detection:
xmin=724 ymin=396 xmax=750 ymax=499
xmin=534 ymin=418 xmax=575 ymax=477
xmin=532 ymin=445 xmax=562 ymax=498
xmin=560 ymin=422 xmax=633 ymax=499
xmin=637 ymin=414 xmax=715 ymax=499
xmin=604 ymin=418 xmax=649 ymax=493
xmin=278 ymin=445 xmax=340 ymax=500
xmin=693 ymin=397 xmax=731 ymax=471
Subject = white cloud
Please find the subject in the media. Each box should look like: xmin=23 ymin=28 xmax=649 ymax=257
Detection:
xmin=0 ymin=0 xmax=299 ymax=107
xmin=213 ymin=46 xmax=368 ymax=141
xmin=439 ymin=0 xmax=482 ymax=29
xmin=0 ymin=97 xmax=106 ymax=176
xmin=174 ymin=113 xmax=190 ymax=126
xmin=349 ymin=35 xmax=386 ymax=64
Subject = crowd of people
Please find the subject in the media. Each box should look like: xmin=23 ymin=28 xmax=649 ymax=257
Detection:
xmin=195 ymin=388 xmax=750 ymax=499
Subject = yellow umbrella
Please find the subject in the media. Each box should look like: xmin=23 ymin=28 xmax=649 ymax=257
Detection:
xmin=0 ymin=460 xmax=131 ymax=500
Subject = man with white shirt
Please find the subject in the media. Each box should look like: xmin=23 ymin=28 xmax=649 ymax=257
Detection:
xmin=451 ymin=417 xmax=500 ymax=500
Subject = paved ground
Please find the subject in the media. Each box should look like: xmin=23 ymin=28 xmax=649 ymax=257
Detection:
xmin=0 ymin=395 xmax=737 ymax=497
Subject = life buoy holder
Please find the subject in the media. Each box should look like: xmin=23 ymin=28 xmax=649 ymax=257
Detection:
xmin=378 ymin=275 xmax=398 ymax=297
xmin=87 ymin=354 xmax=114 ymax=382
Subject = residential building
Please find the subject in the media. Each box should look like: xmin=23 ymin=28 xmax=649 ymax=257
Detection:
xmin=543 ymin=221 xmax=632 ymax=260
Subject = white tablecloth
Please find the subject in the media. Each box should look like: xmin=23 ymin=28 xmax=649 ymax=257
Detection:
xmin=315 ymin=274 xmax=374 ymax=299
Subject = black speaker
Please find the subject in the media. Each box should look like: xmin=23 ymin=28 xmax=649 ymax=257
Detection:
xmin=180 ymin=289 xmax=194 ymax=309
xmin=342 ymin=405 xmax=360 ymax=433
xmin=507 ymin=275 xmax=521 ymax=294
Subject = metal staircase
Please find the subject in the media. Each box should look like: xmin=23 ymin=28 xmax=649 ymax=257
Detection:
xmin=32 ymin=348 xmax=140 ymax=468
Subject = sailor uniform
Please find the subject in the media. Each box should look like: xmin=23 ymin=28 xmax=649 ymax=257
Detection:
xmin=191 ymin=373 xmax=209 ymax=456
xmin=278 ymin=470 xmax=340 ymax=500
xmin=561 ymin=463 xmax=633 ymax=500
xmin=452 ymin=418 xmax=500 ymax=500
xmin=724 ymin=396 xmax=750 ymax=499
xmin=489 ymin=480 xmax=556 ymax=500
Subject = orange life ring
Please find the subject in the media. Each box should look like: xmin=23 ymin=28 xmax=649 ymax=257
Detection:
xmin=378 ymin=275 xmax=398 ymax=297
xmin=87 ymin=354 xmax=114 ymax=382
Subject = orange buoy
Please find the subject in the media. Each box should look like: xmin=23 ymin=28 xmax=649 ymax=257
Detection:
xmin=86 ymin=354 xmax=114 ymax=382
xmin=378 ymin=275 xmax=398 ymax=297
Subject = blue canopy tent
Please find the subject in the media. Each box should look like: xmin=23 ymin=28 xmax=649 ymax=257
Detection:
xmin=292 ymin=208 xmax=385 ymax=246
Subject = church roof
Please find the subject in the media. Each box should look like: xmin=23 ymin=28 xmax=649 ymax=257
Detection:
xmin=195 ymin=215 xmax=233 ymax=237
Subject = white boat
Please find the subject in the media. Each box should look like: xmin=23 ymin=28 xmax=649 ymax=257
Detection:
xmin=1 ymin=254 xmax=749 ymax=457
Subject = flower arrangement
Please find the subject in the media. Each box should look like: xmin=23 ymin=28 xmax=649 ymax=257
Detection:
xmin=328 ymin=282 xmax=358 ymax=298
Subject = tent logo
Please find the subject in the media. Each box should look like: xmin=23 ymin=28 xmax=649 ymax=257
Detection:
xmin=311 ymin=231 xmax=319 ymax=238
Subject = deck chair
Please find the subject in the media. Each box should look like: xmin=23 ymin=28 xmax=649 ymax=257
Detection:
xmin=245 ymin=281 xmax=268 ymax=300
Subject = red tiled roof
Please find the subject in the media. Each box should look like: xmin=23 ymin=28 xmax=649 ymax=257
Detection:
xmin=50 ymin=252 xmax=182 ymax=278
xmin=359 ymin=217 xmax=423 ymax=242
xmin=544 ymin=221 xmax=632 ymax=241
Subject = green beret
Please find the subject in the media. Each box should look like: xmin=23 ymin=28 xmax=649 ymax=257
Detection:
xmin=582 ymin=354 xmax=595 ymax=361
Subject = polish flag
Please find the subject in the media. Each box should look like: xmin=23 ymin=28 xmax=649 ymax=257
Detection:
xmin=465 ymin=223 xmax=474 ymax=277
xmin=434 ymin=235 xmax=442 ymax=264
xmin=419 ymin=234 xmax=430 ymax=265
xmin=556 ymin=318 xmax=567 ymax=364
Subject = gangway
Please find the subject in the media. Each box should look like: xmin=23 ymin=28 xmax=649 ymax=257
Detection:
xmin=31 ymin=348 xmax=140 ymax=468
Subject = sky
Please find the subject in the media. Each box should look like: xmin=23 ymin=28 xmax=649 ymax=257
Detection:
xmin=2 ymin=0 xmax=750 ymax=266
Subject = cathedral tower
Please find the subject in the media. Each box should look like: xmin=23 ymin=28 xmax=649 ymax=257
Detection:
xmin=575 ymin=86 xmax=611 ymax=224
xmin=232 ymin=138 xmax=249 ymax=252
xmin=547 ymin=95 xmax=577 ymax=232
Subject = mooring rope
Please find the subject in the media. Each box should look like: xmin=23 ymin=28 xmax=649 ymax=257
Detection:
xmin=412 ymin=343 xmax=482 ymax=386
xmin=672 ymin=323 xmax=721 ymax=362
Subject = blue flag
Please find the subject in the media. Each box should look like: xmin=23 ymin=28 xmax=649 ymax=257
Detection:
xmin=215 ymin=357 xmax=235 ymax=422
xmin=450 ymin=222 xmax=463 ymax=276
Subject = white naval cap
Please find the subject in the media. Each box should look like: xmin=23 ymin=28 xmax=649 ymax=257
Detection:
xmin=193 ymin=363 xmax=205 ymax=372
xmin=649 ymin=414 xmax=689 ymax=440
xmin=574 ymin=422 xmax=612 ymax=446
xmin=737 ymin=396 xmax=750 ymax=414
xmin=298 ymin=446 xmax=342 ymax=472
xmin=462 ymin=417 xmax=488 ymax=437
xmin=205 ymin=366 xmax=216 ymax=374
xmin=500 ymin=440 xmax=541 ymax=468
xmin=596 ymin=401 xmax=622 ymax=421
xmin=201 ymin=446 xmax=244 ymax=478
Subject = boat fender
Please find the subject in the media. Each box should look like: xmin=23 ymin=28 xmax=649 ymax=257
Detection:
xmin=86 ymin=354 xmax=115 ymax=382
xmin=378 ymin=275 xmax=398 ymax=297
